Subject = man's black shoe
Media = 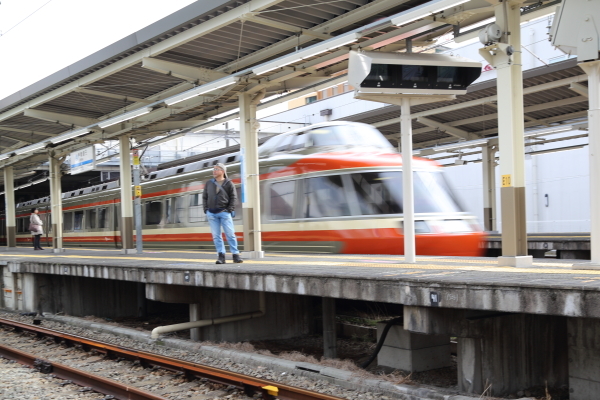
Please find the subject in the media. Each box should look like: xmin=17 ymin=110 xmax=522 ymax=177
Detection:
xmin=216 ymin=252 xmax=226 ymax=264
xmin=233 ymin=253 xmax=243 ymax=263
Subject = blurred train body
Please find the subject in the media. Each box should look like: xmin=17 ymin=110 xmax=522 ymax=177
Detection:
xmin=4 ymin=122 xmax=485 ymax=256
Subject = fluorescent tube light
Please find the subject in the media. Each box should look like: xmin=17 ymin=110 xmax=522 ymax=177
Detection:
xmin=253 ymin=32 xmax=361 ymax=76
xmin=164 ymin=76 xmax=239 ymax=105
xmin=14 ymin=142 xmax=48 ymax=155
xmin=432 ymin=139 xmax=488 ymax=152
xmin=97 ymin=107 xmax=152 ymax=128
xmin=49 ymin=128 xmax=91 ymax=145
xmin=431 ymin=0 xmax=470 ymax=14
xmin=392 ymin=0 xmax=470 ymax=26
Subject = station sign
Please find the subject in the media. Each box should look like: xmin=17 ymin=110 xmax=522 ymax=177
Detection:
xmin=70 ymin=146 xmax=95 ymax=175
xmin=348 ymin=51 xmax=482 ymax=96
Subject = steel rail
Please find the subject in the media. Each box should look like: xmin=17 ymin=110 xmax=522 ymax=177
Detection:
xmin=0 ymin=343 xmax=169 ymax=400
xmin=0 ymin=317 xmax=345 ymax=400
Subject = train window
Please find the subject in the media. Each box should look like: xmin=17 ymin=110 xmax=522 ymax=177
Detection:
xmin=227 ymin=155 xmax=236 ymax=163
xmin=63 ymin=212 xmax=73 ymax=231
xmin=145 ymin=201 xmax=162 ymax=225
xmin=307 ymin=127 xmax=339 ymax=147
xmin=74 ymin=211 xmax=84 ymax=230
xmin=203 ymin=162 xmax=209 ymax=168
xmin=414 ymin=171 xmax=462 ymax=213
xmin=275 ymin=135 xmax=294 ymax=152
xmin=304 ymin=176 xmax=350 ymax=218
xmin=289 ymin=134 xmax=307 ymax=151
xmin=98 ymin=208 xmax=108 ymax=229
xmin=349 ymin=172 xmax=403 ymax=215
xmin=101 ymin=185 xmax=107 ymax=190
xmin=270 ymin=181 xmax=296 ymax=220
xmin=86 ymin=209 xmax=97 ymax=229
xmin=174 ymin=196 xmax=185 ymax=223
xmin=189 ymin=193 xmax=204 ymax=223
xmin=165 ymin=198 xmax=172 ymax=224
xmin=17 ymin=218 xmax=24 ymax=233
xmin=177 ymin=168 xmax=184 ymax=174
xmin=149 ymin=174 xmax=157 ymax=180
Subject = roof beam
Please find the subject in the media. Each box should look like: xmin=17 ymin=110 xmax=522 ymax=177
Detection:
xmin=416 ymin=117 xmax=473 ymax=140
xmin=73 ymin=88 xmax=153 ymax=104
xmin=243 ymin=14 xmax=332 ymax=40
xmin=23 ymin=109 xmax=98 ymax=128
xmin=141 ymin=58 xmax=229 ymax=83
xmin=569 ymin=83 xmax=589 ymax=97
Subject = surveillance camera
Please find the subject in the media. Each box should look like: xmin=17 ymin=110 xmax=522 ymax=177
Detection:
xmin=454 ymin=159 xmax=467 ymax=166
xmin=479 ymin=23 xmax=503 ymax=46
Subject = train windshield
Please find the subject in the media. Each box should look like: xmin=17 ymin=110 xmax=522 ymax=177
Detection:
xmin=348 ymin=170 xmax=462 ymax=215
xmin=308 ymin=124 xmax=392 ymax=149
xmin=413 ymin=171 xmax=463 ymax=214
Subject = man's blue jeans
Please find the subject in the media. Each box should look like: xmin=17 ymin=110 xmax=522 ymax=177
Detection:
xmin=206 ymin=210 xmax=239 ymax=255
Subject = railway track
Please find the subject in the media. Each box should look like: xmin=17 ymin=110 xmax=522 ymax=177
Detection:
xmin=0 ymin=317 xmax=345 ymax=400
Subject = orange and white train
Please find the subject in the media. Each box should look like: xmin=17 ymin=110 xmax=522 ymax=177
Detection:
xmin=6 ymin=122 xmax=485 ymax=256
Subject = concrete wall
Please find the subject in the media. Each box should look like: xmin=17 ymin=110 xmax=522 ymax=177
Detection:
xmin=147 ymin=283 xmax=313 ymax=342
xmin=568 ymin=318 xmax=600 ymax=400
xmin=404 ymin=306 xmax=568 ymax=397
xmin=11 ymin=272 xmax=144 ymax=318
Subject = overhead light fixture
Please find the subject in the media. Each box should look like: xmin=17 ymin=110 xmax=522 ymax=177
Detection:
xmin=14 ymin=141 xmax=49 ymax=155
xmin=49 ymin=128 xmax=91 ymax=145
xmin=97 ymin=107 xmax=152 ymax=128
xmin=524 ymin=125 xmax=575 ymax=138
xmin=432 ymin=138 xmax=488 ymax=152
xmin=164 ymin=77 xmax=239 ymax=106
xmin=253 ymin=32 xmax=362 ymax=76
xmin=0 ymin=154 xmax=10 ymax=161
xmin=391 ymin=0 xmax=470 ymax=26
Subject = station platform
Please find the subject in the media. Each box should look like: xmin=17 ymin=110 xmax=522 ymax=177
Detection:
xmin=1 ymin=247 xmax=599 ymax=319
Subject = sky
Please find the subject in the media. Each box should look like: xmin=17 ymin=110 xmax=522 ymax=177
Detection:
xmin=0 ymin=0 xmax=198 ymax=100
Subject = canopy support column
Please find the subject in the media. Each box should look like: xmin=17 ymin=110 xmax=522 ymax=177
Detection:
xmin=578 ymin=60 xmax=600 ymax=268
xmin=401 ymin=97 xmax=416 ymax=263
xmin=239 ymin=92 xmax=264 ymax=258
xmin=481 ymin=1 xmax=531 ymax=267
xmin=482 ymin=145 xmax=497 ymax=232
xmin=3 ymin=167 xmax=16 ymax=248
xmin=119 ymin=135 xmax=135 ymax=254
xmin=49 ymin=156 xmax=64 ymax=253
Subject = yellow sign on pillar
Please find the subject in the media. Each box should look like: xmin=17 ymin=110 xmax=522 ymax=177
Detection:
xmin=501 ymin=174 xmax=512 ymax=187
xmin=132 ymin=149 xmax=140 ymax=166
xmin=134 ymin=185 xmax=142 ymax=198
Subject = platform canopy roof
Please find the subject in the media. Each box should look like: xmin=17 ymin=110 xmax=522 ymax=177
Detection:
xmin=0 ymin=0 xmax=572 ymax=177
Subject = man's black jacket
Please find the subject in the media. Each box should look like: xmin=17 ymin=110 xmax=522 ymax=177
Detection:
xmin=203 ymin=178 xmax=236 ymax=213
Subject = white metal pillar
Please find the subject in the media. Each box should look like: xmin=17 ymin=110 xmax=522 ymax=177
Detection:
xmin=401 ymin=97 xmax=416 ymax=263
xmin=481 ymin=145 xmax=497 ymax=232
xmin=482 ymin=1 xmax=531 ymax=267
xmin=119 ymin=135 xmax=135 ymax=254
xmin=239 ymin=92 xmax=264 ymax=258
xmin=49 ymin=156 xmax=64 ymax=253
xmin=3 ymin=167 xmax=16 ymax=248
xmin=579 ymin=60 xmax=600 ymax=267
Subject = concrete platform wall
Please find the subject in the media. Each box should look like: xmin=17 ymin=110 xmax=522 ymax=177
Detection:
xmin=568 ymin=318 xmax=600 ymax=400
xmin=404 ymin=306 xmax=568 ymax=397
xmin=147 ymin=283 xmax=313 ymax=342
xmin=1 ymin=268 xmax=144 ymax=318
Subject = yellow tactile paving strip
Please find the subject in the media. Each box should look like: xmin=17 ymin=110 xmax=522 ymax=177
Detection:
xmin=4 ymin=252 xmax=600 ymax=276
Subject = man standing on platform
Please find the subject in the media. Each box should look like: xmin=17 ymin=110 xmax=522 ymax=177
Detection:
xmin=203 ymin=163 xmax=243 ymax=264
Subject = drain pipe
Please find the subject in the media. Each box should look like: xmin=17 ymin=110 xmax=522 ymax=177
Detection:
xmin=151 ymin=292 xmax=266 ymax=339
